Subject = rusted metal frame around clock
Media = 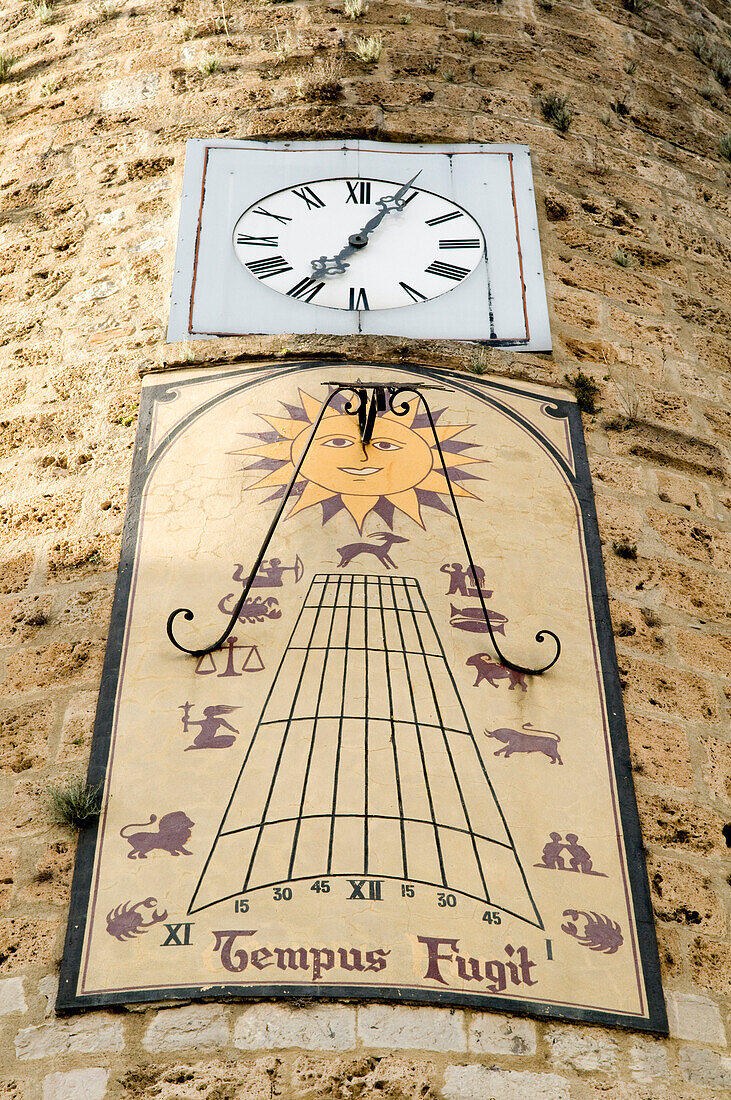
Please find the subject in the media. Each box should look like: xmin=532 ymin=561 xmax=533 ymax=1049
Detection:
xmin=166 ymin=383 xmax=562 ymax=674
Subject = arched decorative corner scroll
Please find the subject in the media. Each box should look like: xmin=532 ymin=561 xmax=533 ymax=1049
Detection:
xmin=166 ymin=381 xmax=561 ymax=674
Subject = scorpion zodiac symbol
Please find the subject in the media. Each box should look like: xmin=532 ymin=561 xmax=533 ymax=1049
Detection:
xmin=106 ymin=896 xmax=169 ymax=941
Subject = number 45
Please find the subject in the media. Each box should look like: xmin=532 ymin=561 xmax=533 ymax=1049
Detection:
xmin=310 ymin=880 xmax=330 ymax=893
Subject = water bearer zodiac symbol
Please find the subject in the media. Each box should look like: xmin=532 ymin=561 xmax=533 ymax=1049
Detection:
xmin=441 ymin=562 xmax=493 ymax=598
xmin=179 ymin=702 xmax=240 ymax=750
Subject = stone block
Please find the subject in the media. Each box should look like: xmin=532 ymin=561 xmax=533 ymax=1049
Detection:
xmin=234 ymin=1003 xmax=355 ymax=1051
xmin=0 ymin=699 xmax=53 ymax=774
xmin=47 ymin=535 xmax=120 ymax=583
xmin=618 ymin=653 xmax=720 ymax=724
xmin=43 ymin=1069 xmax=109 ymax=1100
xmin=546 ymin=1026 xmax=618 ymax=1072
xmin=0 ymin=977 xmax=26 ymax=1015
xmin=357 ymin=1004 xmax=467 ymax=1051
xmin=638 ymin=794 xmax=727 ymax=857
xmin=143 ymin=1004 xmax=231 ymax=1052
xmin=101 ymin=74 xmax=160 ymax=110
xmin=0 ymin=851 xmax=15 ymax=912
xmin=443 ymin=1066 xmax=570 ymax=1100
xmin=628 ymin=1036 xmax=670 ymax=1081
xmin=690 ymin=936 xmax=731 ymax=997
xmin=0 ymin=552 xmax=34 ymax=594
xmin=648 ymin=855 xmax=727 ymax=935
xmin=117 ymin=1059 xmax=279 ymax=1099
xmin=0 ymin=641 xmax=106 ymax=698
xmin=58 ymin=691 xmax=97 ymax=763
xmin=677 ymin=631 xmax=731 ymax=680
xmin=680 ymin=1048 xmax=731 ymax=1090
xmin=626 ymin=715 xmax=693 ymax=788
xmin=467 ymin=1013 xmax=536 ymax=1055
xmin=703 ymin=737 xmax=731 ymax=805
xmin=292 ymin=1054 xmax=437 ymax=1100
xmin=16 ymin=1014 xmax=125 ymax=1060
xmin=667 ymin=991 xmax=726 ymax=1044
xmin=0 ymin=917 xmax=57 ymax=975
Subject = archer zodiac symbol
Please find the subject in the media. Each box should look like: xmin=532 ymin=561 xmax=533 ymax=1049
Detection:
xmin=441 ymin=562 xmax=493 ymax=598
xmin=336 ymin=531 xmax=409 ymax=569
xmin=179 ymin=702 xmax=240 ymax=750
xmin=561 ymin=910 xmax=624 ymax=954
xmin=106 ymin=897 xmax=168 ymax=941
xmin=232 ymin=555 xmax=304 ymax=589
xmin=535 ymin=833 xmax=606 ymax=876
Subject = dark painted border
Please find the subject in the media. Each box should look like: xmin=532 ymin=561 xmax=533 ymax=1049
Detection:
xmin=56 ymin=361 xmax=667 ymax=1034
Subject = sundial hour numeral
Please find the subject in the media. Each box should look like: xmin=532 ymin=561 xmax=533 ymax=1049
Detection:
xmin=292 ymin=185 xmax=325 ymax=210
xmin=252 ymin=206 xmax=292 ymax=225
xmin=236 ymin=234 xmax=278 ymax=247
xmin=346 ymin=180 xmax=372 ymax=204
xmin=287 ymin=276 xmax=325 ymax=302
xmin=439 ymin=239 xmax=481 ymax=249
xmin=246 ymin=255 xmax=293 ymax=280
xmin=399 ymin=281 xmax=428 ymax=303
xmin=426 ymin=209 xmax=463 ymax=226
xmin=425 ymin=260 xmax=470 ymax=282
xmin=348 ymin=287 xmax=370 ymax=310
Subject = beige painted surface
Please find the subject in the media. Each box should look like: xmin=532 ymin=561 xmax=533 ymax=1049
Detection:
xmin=75 ymin=365 xmax=651 ymax=1022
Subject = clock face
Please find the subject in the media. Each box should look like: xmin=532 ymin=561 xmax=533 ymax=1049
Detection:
xmin=232 ymin=177 xmax=486 ymax=312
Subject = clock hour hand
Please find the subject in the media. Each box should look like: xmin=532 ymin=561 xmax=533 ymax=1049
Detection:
xmin=310 ymin=171 xmax=421 ymax=278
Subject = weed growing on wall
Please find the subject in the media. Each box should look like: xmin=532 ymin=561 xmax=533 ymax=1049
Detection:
xmin=540 ymin=92 xmax=573 ymax=132
xmin=565 ymin=370 xmax=601 ymax=414
xmin=48 ymin=778 xmax=102 ymax=829
xmin=353 ymin=34 xmax=382 ymax=63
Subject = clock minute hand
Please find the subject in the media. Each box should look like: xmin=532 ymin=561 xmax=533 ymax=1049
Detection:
xmin=310 ymin=171 xmax=422 ymax=277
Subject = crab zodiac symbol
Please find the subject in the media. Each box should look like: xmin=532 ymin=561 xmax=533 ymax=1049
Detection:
xmin=106 ymin=896 xmax=169 ymax=941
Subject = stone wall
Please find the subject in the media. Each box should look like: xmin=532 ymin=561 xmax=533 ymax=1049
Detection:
xmin=1 ymin=0 xmax=730 ymax=1096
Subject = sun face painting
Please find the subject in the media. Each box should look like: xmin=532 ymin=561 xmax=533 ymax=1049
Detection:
xmin=234 ymin=388 xmax=483 ymax=531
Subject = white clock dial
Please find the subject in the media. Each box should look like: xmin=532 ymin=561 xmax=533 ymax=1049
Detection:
xmin=232 ymin=177 xmax=486 ymax=311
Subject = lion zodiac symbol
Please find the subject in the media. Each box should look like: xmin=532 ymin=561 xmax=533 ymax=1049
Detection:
xmin=106 ymin=896 xmax=168 ymax=941
xmin=119 ymin=812 xmax=194 ymax=859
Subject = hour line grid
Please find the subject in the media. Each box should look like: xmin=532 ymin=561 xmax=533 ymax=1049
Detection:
xmin=189 ymin=574 xmax=542 ymax=927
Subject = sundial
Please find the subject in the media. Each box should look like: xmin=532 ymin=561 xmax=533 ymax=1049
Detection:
xmin=58 ymin=361 xmax=666 ymax=1033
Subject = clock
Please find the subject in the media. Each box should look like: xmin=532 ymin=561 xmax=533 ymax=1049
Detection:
xmin=232 ymin=176 xmax=485 ymax=312
xmin=168 ymin=139 xmax=551 ymax=349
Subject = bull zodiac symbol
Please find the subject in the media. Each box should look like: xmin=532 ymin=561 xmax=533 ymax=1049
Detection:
xmin=106 ymin=896 xmax=168 ymax=941
xmin=561 ymin=909 xmax=624 ymax=954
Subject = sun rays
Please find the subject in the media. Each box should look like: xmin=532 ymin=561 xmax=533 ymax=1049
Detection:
xmin=233 ymin=388 xmax=483 ymax=532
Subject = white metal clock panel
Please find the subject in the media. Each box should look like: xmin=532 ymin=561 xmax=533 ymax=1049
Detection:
xmin=167 ymin=140 xmax=551 ymax=350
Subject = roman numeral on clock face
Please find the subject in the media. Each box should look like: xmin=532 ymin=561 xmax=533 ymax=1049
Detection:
xmin=245 ymin=255 xmax=293 ymax=279
xmin=292 ymin=186 xmax=325 ymax=210
xmin=426 ymin=210 xmax=463 ymax=226
xmin=252 ymin=207 xmax=291 ymax=225
xmin=236 ymin=234 xmax=278 ymax=247
xmin=439 ymin=239 xmax=481 ymax=249
xmin=287 ymin=276 xmax=325 ymax=302
xmin=346 ymin=180 xmax=371 ymax=204
xmin=399 ymin=281 xmax=428 ymax=303
xmin=425 ymin=260 xmax=470 ymax=282
xmin=348 ymin=287 xmax=370 ymax=310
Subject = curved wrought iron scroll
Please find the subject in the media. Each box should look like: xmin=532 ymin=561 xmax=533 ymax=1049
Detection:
xmin=166 ymin=382 xmax=561 ymax=674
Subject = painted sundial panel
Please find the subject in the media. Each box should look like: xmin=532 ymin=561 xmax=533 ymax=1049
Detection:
xmin=58 ymin=362 xmax=666 ymax=1032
